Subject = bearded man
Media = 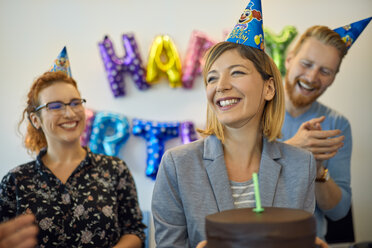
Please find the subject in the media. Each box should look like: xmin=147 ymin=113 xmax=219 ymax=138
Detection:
xmin=282 ymin=25 xmax=351 ymax=241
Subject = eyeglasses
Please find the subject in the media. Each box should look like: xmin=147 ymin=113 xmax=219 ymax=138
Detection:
xmin=34 ymin=99 xmax=86 ymax=113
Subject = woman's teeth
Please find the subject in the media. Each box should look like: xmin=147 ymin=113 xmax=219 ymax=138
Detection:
xmin=61 ymin=122 xmax=77 ymax=128
xmin=219 ymin=99 xmax=238 ymax=107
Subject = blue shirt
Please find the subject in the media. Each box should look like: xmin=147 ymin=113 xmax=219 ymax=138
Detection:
xmin=280 ymin=101 xmax=352 ymax=240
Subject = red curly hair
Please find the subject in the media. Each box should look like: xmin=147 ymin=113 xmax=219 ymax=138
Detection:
xmin=19 ymin=71 xmax=79 ymax=154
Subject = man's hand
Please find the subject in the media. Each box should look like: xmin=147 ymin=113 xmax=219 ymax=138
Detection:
xmin=285 ymin=116 xmax=344 ymax=161
xmin=0 ymin=214 xmax=38 ymax=248
xmin=196 ymin=240 xmax=207 ymax=248
xmin=315 ymin=236 xmax=329 ymax=248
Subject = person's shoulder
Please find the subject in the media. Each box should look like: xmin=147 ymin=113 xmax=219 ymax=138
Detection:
xmin=275 ymin=140 xmax=311 ymax=153
xmin=11 ymin=160 xmax=36 ymax=174
xmin=315 ymin=101 xmax=350 ymax=124
xmin=164 ymin=137 xmax=205 ymax=158
xmin=1 ymin=160 xmax=37 ymax=182
xmin=274 ymin=140 xmax=313 ymax=161
xmin=159 ymin=138 xmax=209 ymax=172
xmin=275 ymin=141 xmax=316 ymax=181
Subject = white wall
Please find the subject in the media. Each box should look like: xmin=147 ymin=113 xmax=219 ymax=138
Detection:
xmin=0 ymin=0 xmax=371 ymax=245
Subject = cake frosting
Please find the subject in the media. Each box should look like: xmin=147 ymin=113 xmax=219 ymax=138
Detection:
xmin=205 ymin=207 xmax=316 ymax=248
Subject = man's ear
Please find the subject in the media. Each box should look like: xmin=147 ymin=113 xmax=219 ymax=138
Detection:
xmin=264 ymin=78 xmax=275 ymax=101
xmin=28 ymin=112 xmax=41 ymax=130
xmin=285 ymin=51 xmax=294 ymax=70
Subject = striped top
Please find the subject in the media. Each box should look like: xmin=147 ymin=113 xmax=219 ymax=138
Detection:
xmin=230 ymin=179 xmax=255 ymax=208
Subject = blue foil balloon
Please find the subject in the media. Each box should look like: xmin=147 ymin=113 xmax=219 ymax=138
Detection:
xmin=89 ymin=112 xmax=130 ymax=156
xmin=132 ymin=119 xmax=180 ymax=180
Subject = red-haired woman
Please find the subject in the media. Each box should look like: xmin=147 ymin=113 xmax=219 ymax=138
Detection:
xmin=0 ymin=71 xmax=145 ymax=248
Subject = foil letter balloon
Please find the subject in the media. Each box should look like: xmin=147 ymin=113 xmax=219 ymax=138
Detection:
xmin=146 ymin=35 xmax=182 ymax=88
xmin=80 ymin=108 xmax=96 ymax=147
xmin=182 ymin=31 xmax=216 ymax=88
xmin=98 ymin=34 xmax=150 ymax=97
xmin=132 ymin=119 xmax=180 ymax=179
xmin=180 ymin=121 xmax=198 ymax=144
xmin=264 ymin=26 xmax=297 ymax=76
xmin=89 ymin=112 xmax=130 ymax=156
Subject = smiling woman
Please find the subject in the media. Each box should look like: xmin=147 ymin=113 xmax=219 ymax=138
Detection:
xmin=0 ymin=71 xmax=146 ymax=247
xmin=205 ymin=49 xmax=271 ymax=130
xmin=151 ymin=41 xmax=318 ymax=248
xmin=22 ymin=72 xmax=81 ymax=153
xmin=28 ymin=79 xmax=87 ymax=153
xmin=201 ymin=42 xmax=282 ymax=142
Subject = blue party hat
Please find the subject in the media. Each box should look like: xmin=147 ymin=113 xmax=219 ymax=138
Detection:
xmin=50 ymin=46 xmax=72 ymax=76
xmin=226 ymin=0 xmax=264 ymax=50
xmin=333 ymin=17 xmax=372 ymax=50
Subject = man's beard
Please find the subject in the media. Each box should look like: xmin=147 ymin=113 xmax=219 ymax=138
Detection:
xmin=285 ymin=72 xmax=320 ymax=108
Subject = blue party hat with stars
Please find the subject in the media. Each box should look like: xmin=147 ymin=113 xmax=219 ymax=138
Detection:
xmin=50 ymin=46 xmax=72 ymax=76
xmin=333 ymin=17 xmax=372 ymax=50
xmin=226 ymin=0 xmax=264 ymax=50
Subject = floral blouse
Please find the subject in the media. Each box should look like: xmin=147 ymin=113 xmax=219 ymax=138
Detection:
xmin=0 ymin=148 xmax=146 ymax=247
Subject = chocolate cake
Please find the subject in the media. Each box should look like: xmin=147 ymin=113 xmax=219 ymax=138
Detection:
xmin=205 ymin=207 xmax=316 ymax=248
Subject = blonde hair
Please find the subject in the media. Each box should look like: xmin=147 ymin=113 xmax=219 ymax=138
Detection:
xmin=19 ymin=71 xmax=79 ymax=154
xmin=198 ymin=41 xmax=284 ymax=142
xmin=290 ymin=25 xmax=347 ymax=72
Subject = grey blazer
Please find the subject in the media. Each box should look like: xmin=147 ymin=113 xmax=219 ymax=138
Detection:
xmin=151 ymin=135 xmax=316 ymax=248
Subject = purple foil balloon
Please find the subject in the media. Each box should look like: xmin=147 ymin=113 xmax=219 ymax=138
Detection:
xmin=98 ymin=33 xmax=150 ymax=97
xmin=180 ymin=121 xmax=198 ymax=144
xmin=80 ymin=108 xmax=95 ymax=147
xmin=132 ymin=119 xmax=180 ymax=180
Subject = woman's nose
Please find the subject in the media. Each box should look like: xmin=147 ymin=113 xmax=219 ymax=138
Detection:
xmin=63 ymin=105 xmax=78 ymax=117
xmin=216 ymin=75 xmax=232 ymax=93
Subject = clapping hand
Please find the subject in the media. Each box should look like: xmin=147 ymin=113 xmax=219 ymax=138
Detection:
xmin=285 ymin=116 xmax=344 ymax=161
xmin=0 ymin=214 xmax=38 ymax=248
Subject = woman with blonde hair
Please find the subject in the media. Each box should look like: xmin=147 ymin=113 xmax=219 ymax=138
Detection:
xmin=152 ymin=40 xmax=316 ymax=247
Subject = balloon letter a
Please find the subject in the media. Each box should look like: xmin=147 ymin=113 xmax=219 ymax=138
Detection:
xmin=146 ymin=35 xmax=182 ymax=88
